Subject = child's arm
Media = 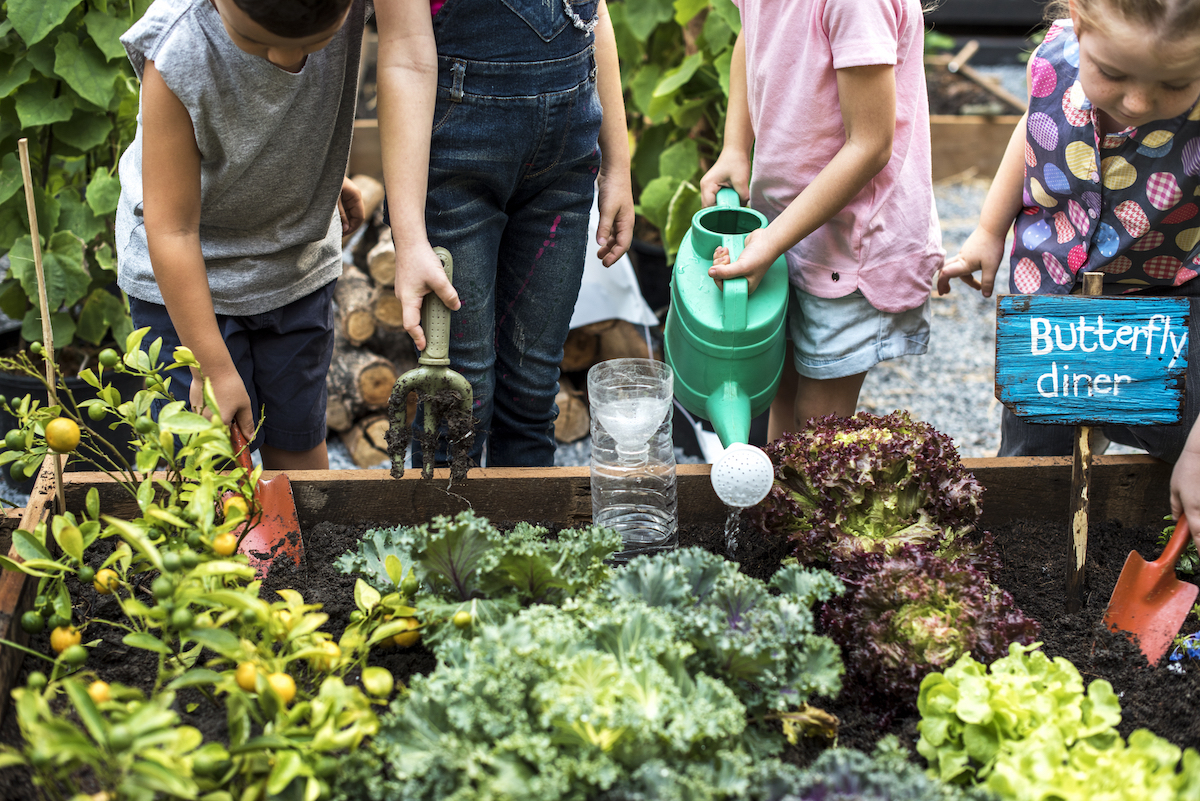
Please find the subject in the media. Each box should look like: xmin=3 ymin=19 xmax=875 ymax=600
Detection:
xmin=374 ymin=0 xmax=460 ymax=351
xmin=935 ymin=110 xmax=1028 ymax=298
xmin=139 ymin=60 xmax=254 ymax=439
xmin=593 ymin=0 xmax=634 ymax=268
xmin=700 ymin=29 xmax=753 ymax=207
xmin=708 ymin=60 xmax=897 ymax=293
xmin=1172 ymin=423 xmax=1200 ymax=544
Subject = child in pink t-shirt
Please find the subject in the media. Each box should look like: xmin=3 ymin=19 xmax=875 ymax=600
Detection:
xmin=702 ymin=0 xmax=942 ymax=437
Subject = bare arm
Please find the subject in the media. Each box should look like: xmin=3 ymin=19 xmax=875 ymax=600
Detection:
xmin=707 ymin=62 xmax=897 ymax=293
xmin=140 ymin=60 xmax=253 ymax=438
xmin=936 ymin=110 xmax=1027 ymax=297
xmin=1173 ymin=424 xmax=1200 ymax=546
xmin=375 ymin=0 xmax=459 ymax=351
xmin=700 ymin=29 xmax=753 ymax=206
xmin=592 ymin=0 xmax=634 ymax=268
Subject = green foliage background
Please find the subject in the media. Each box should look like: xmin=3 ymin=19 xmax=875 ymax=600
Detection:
xmin=0 ymin=0 xmax=146 ymax=353
xmin=610 ymin=0 xmax=739 ymax=261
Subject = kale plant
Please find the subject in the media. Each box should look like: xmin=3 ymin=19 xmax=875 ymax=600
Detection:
xmin=821 ymin=546 xmax=1039 ymax=707
xmin=333 ymin=602 xmax=752 ymax=801
xmin=335 ymin=511 xmax=622 ymax=648
xmin=746 ymin=738 xmax=997 ymax=801
xmin=605 ymin=547 xmax=845 ymax=719
xmin=747 ymin=411 xmax=988 ymax=566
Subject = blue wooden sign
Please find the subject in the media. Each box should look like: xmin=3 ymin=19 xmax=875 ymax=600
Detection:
xmin=995 ymin=295 xmax=1189 ymax=426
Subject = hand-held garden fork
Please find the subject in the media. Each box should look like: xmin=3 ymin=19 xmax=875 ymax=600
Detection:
xmin=386 ymin=247 xmax=474 ymax=479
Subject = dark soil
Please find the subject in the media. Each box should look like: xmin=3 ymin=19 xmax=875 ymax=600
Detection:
xmin=3 ymin=512 xmax=1196 ymax=797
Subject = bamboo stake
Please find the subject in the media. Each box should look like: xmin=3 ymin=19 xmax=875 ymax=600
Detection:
xmin=17 ymin=139 xmax=65 ymax=514
xmin=1066 ymin=271 xmax=1104 ymax=613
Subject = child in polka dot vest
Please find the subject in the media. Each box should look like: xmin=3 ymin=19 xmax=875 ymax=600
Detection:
xmin=940 ymin=0 xmax=1200 ymax=540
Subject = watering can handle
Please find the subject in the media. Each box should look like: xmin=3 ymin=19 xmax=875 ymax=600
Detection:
xmin=419 ymin=247 xmax=454 ymax=367
xmin=716 ymin=187 xmax=741 ymax=208
xmin=711 ymin=188 xmax=749 ymax=331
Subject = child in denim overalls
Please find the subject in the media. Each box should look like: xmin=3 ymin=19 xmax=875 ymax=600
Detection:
xmin=374 ymin=0 xmax=633 ymax=467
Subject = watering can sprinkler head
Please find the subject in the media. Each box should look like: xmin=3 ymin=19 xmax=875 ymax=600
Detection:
xmin=711 ymin=443 xmax=774 ymax=508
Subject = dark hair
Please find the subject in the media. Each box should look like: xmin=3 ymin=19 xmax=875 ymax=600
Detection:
xmin=231 ymin=0 xmax=353 ymax=38
xmin=1045 ymin=0 xmax=1200 ymax=39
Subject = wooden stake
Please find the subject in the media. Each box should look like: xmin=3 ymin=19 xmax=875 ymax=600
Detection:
xmin=1066 ymin=271 xmax=1104 ymax=613
xmin=17 ymin=139 xmax=65 ymax=514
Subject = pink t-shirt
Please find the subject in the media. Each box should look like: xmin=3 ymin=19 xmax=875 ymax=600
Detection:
xmin=732 ymin=0 xmax=942 ymax=313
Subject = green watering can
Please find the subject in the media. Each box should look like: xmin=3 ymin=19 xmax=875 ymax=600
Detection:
xmin=664 ymin=187 xmax=789 ymax=449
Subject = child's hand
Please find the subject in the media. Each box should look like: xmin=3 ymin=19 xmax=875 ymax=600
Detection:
xmin=596 ymin=167 xmax=634 ymax=268
xmin=191 ymin=365 xmax=254 ymax=443
xmin=394 ymin=240 xmax=462 ymax=351
xmin=1172 ymin=428 xmax=1200 ymax=541
xmin=708 ymin=228 xmax=775 ymax=293
xmin=937 ymin=227 xmax=1007 ymax=298
xmin=700 ymin=153 xmax=750 ymax=208
xmin=338 ymin=176 xmax=366 ymax=237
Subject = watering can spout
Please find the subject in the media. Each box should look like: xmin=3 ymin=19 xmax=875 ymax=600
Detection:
xmin=705 ymin=381 xmax=751 ymax=448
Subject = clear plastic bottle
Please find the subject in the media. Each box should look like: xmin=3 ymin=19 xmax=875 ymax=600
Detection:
xmin=590 ymin=406 xmax=678 ymax=561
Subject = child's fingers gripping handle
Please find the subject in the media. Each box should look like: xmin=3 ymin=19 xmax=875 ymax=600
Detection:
xmin=230 ymin=424 xmax=253 ymax=473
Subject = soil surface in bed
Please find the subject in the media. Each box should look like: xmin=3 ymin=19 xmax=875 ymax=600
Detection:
xmin=2 ymin=513 xmax=1196 ymax=796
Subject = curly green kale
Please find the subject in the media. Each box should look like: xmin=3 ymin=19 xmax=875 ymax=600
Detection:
xmin=605 ymin=547 xmax=845 ymax=718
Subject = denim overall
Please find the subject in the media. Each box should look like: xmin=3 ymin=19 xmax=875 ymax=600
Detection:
xmin=418 ymin=0 xmax=602 ymax=467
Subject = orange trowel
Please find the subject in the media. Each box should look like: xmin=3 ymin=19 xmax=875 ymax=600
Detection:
xmin=1103 ymin=516 xmax=1199 ymax=665
xmin=229 ymin=425 xmax=304 ymax=579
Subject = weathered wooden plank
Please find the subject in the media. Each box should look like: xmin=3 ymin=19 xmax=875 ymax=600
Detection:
xmin=0 ymin=459 xmax=55 ymax=724
xmin=996 ymin=294 xmax=1189 ymax=425
xmin=929 ymin=115 xmax=1022 ymax=181
xmin=57 ymin=457 xmax=1174 ymax=533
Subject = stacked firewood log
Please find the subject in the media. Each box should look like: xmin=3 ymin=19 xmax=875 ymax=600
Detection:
xmin=335 ymin=176 xmax=661 ymax=467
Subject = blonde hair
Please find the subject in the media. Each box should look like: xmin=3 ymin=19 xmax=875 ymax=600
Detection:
xmin=1046 ymin=0 xmax=1200 ymax=39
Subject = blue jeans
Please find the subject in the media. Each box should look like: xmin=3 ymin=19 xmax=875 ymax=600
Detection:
xmin=999 ymin=281 xmax=1200 ymax=462
xmin=407 ymin=0 xmax=602 ymax=467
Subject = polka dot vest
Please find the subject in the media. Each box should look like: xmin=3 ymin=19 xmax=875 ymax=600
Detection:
xmin=1010 ymin=20 xmax=1200 ymax=295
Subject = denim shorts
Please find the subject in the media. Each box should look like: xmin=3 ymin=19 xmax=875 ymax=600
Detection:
xmin=129 ymin=279 xmax=337 ymax=452
xmin=787 ymin=286 xmax=931 ymax=379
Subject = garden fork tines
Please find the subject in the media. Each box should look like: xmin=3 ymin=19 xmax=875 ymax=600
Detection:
xmin=385 ymin=247 xmax=474 ymax=479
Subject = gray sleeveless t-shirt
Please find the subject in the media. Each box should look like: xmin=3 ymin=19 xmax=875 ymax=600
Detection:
xmin=116 ymin=0 xmax=364 ymax=315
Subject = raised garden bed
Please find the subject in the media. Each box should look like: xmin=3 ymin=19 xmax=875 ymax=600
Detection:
xmin=0 ymin=454 xmax=1190 ymax=797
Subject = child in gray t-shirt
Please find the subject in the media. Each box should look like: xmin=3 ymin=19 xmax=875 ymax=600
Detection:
xmin=116 ymin=0 xmax=366 ymax=469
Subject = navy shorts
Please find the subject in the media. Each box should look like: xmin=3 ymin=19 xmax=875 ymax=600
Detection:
xmin=129 ymin=280 xmax=337 ymax=453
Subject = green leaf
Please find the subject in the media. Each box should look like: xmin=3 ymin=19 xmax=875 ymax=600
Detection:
xmin=86 ymin=168 xmax=122 ymax=215
xmin=714 ymin=46 xmax=733 ymax=99
xmin=187 ymin=628 xmax=242 ymax=659
xmin=130 ymin=760 xmax=199 ymax=797
xmin=83 ymin=9 xmax=133 ymax=61
xmin=623 ymin=0 xmax=675 ymax=41
xmin=658 ymin=137 xmax=699 ymax=184
xmin=629 ymin=64 xmax=663 ymax=118
xmin=710 ymin=0 xmax=741 ymax=33
xmin=700 ymin=9 xmax=733 ymax=51
xmin=636 ymin=175 xmax=678 ymax=233
xmin=57 ymin=188 xmax=106 ymax=244
xmin=0 ymin=197 xmax=26 ymax=255
xmin=12 ymin=529 xmax=51 ymax=561
xmin=7 ymin=0 xmax=83 ymax=46
xmin=266 ymin=749 xmax=304 ymax=795
xmin=14 ymin=77 xmax=75 ymax=127
xmin=53 ymin=110 xmax=114 ymax=152
xmin=354 ymin=578 xmax=381 ymax=613
xmin=64 ymin=679 xmax=107 ymax=743
xmin=0 ymin=279 xmax=30 ymax=322
xmin=9 ymin=230 xmax=90 ymax=310
xmin=55 ymin=33 xmax=121 ymax=109
xmin=24 ymin=40 xmax=59 ymax=79
xmin=123 ymin=631 xmax=172 ymax=654
xmin=384 ymin=554 xmax=404 ymax=586
xmin=54 ymin=521 xmax=84 ymax=561
xmin=21 ymin=308 xmax=74 ymax=348
xmin=673 ymin=0 xmax=708 ymax=26
xmin=662 ymin=180 xmax=702 ymax=260
xmin=76 ymin=288 xmax=130 ymax=346
xmin=654 ymin=52 xmax=703 ymax=98
xmin=167 ymin=669 xmax=225 ymax=690
xmin=0 ymin=54 xmax=35 ymax=99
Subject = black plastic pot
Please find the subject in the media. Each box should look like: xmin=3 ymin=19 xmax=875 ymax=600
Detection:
xmin=628 ymin=238 xmax=672 ymax=316
xmin=0 ymin=338 xmax=145 ymax=495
